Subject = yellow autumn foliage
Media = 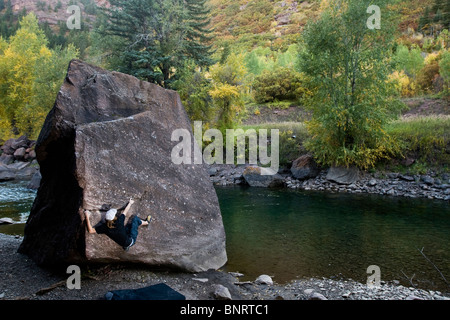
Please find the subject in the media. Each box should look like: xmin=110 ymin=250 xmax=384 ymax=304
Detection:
xmin=389 ymin=70 xmax=417 ymax=97
xmin=209 ymin=83 xmax=240 ymax=100
xmin=0 ymin=13 xmax=78 ymax=140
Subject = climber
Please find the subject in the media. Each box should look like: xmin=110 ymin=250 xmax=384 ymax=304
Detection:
xmin=84 ymin=198 xmax=152 ymax=251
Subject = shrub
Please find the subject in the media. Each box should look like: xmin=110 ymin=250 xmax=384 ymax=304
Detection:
xmin=389 ymin=71 xmax=418 ymax=97
xmin=416 ymin=60 xmax=441 ymax=93
xmin=252 ymin=67 xmax=305 ymax=104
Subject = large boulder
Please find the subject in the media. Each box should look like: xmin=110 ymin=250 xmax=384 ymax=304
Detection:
xmin=18 ymin=60 xmax=227 ymax=272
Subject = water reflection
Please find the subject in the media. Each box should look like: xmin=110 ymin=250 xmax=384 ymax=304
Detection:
xmin=217 ymin=186 xmax=450 ymax=293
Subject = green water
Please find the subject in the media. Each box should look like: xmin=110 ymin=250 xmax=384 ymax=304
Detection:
xmin=1 ymin=181 xmax=449 ymax=293
xmin=0 ymin=181 xmax=36 ymax=236
xmin=216 ymin=186 xmax=450 ymax=293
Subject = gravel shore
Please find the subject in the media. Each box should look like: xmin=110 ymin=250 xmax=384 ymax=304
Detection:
xmin=1 ymin=234 xmax=448 ymax=301
xmin=208 ymin=164 xmax=450 ymax=202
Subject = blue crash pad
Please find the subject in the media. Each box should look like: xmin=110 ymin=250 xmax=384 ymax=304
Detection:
xmin=105 ymin=283 xmax=186 ymax=300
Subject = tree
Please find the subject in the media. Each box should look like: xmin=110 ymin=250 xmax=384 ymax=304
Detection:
xmin=173 ymin=61 xmax=214 ymax=126
xmin=245 ymin=50 xmax=264 ymax=76
xmin=0 ymin=13 xmax=78 ymax=139
xmin=419 ymin=6 xmax=432 ymax=34
xmin=99 ymin=0 xmax=214 ymax=88
xmin=297 ymin=0 xmax=403 ymax=169
xmin=393 ymin=44 xmax=424 ymax=79
xmin=419 ymin=0 xmax=450 ymax=35
xmin=432 ymin=0 xmax=450 ymax=29
xmin=209 ymin=53 xmax=246 ymax=132
xmin=0 ymin=0 xmax=23 ymax=39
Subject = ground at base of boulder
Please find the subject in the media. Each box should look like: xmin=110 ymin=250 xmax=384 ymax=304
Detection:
xmin=1 ymin=234 xmax=448 ymax=301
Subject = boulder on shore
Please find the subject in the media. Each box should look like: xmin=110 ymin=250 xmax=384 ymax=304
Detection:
xmin=290 ymin=154 xmax=320 ymax=180
xmin=326 ymin=166 xmax=360 ymax=185
xmin=243 ymin=166 xmax=284 ymax=188
xmin=18 ymin=59 xmax=227 ymax=272
xmin=0 ymin=136 xmax=36 ymax=163
xmin=0 ymin=162 xmax=38 ymax=182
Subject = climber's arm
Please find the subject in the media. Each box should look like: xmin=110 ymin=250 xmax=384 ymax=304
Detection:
xmin=84 ymin=210 xmax=97 ymax=234
xmin=122 ymin=198 xmax=135 ymax=217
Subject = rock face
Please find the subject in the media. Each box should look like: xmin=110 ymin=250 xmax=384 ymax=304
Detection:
xmin=18 ymin=59 xmax=227 ymax=272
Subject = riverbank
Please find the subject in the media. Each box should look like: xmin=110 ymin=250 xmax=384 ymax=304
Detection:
xmin=208 ymin=163 xmax=450 ymax=202
xmin=3 ymin=159 xmax=449 ymax=202
xmin=0 ymin=234 xmax=448 ymax=301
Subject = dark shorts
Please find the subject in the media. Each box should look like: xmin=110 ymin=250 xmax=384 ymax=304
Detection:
xmin=123 ymin=216 xmax=142 ymax=250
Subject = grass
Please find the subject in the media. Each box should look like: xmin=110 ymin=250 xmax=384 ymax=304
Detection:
xmin=386 ymin=115 xmax=449 ymax=138
xmin=384 ymin=115 xmax=450 ymax=174
xmin=236 ymin=115 xmax=450 ymax=172
xmin=241 ymin=121 xmax=307 ymax=135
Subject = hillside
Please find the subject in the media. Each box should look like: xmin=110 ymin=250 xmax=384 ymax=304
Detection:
xmin=7 ymin=0 xmax=104 ymax=25
xmin=208 ymin=0 xmax=321 ymax=49
xmin=209 ymin=0 xmax=440 ymax=50
xmin=1 ymin=0 xmax=439 ymax=50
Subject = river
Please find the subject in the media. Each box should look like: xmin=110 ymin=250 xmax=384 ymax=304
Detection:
xmin=217 ymin=186 xmax=450 ymax=293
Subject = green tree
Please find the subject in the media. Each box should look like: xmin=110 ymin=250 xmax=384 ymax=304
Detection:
xmin=432 ymin=0 xmax=450 ymax=29
xmin=244 ymin=50 xmax=264 ymax=76
xmin=297 ymin=0 xmax=403 ymax=169
xmin=393 ymin=44 xmax=425 ymax=78
xmin=0 ymin=0 xmax=23 ymax=39
xmin=99 ymin=0 xmax=214 ymax=88
xmin=173 ymin=61 xmax=214 ymax=126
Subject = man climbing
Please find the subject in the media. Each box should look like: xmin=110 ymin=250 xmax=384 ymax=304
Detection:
xmin=84 ymin=198 xmax=152 ymax=251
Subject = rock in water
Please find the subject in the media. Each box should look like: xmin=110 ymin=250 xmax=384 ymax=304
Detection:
xmin=18 ymin=60 xmax=227 ymax=272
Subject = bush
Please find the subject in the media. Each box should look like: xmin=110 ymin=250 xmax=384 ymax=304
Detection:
xmin=416 ymin=60 xmax=441 ymax=93
xmin=389 ymin=71 xmax=418 ymax=97
xmin=252 ymin=67 xmax=305 ymax=103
